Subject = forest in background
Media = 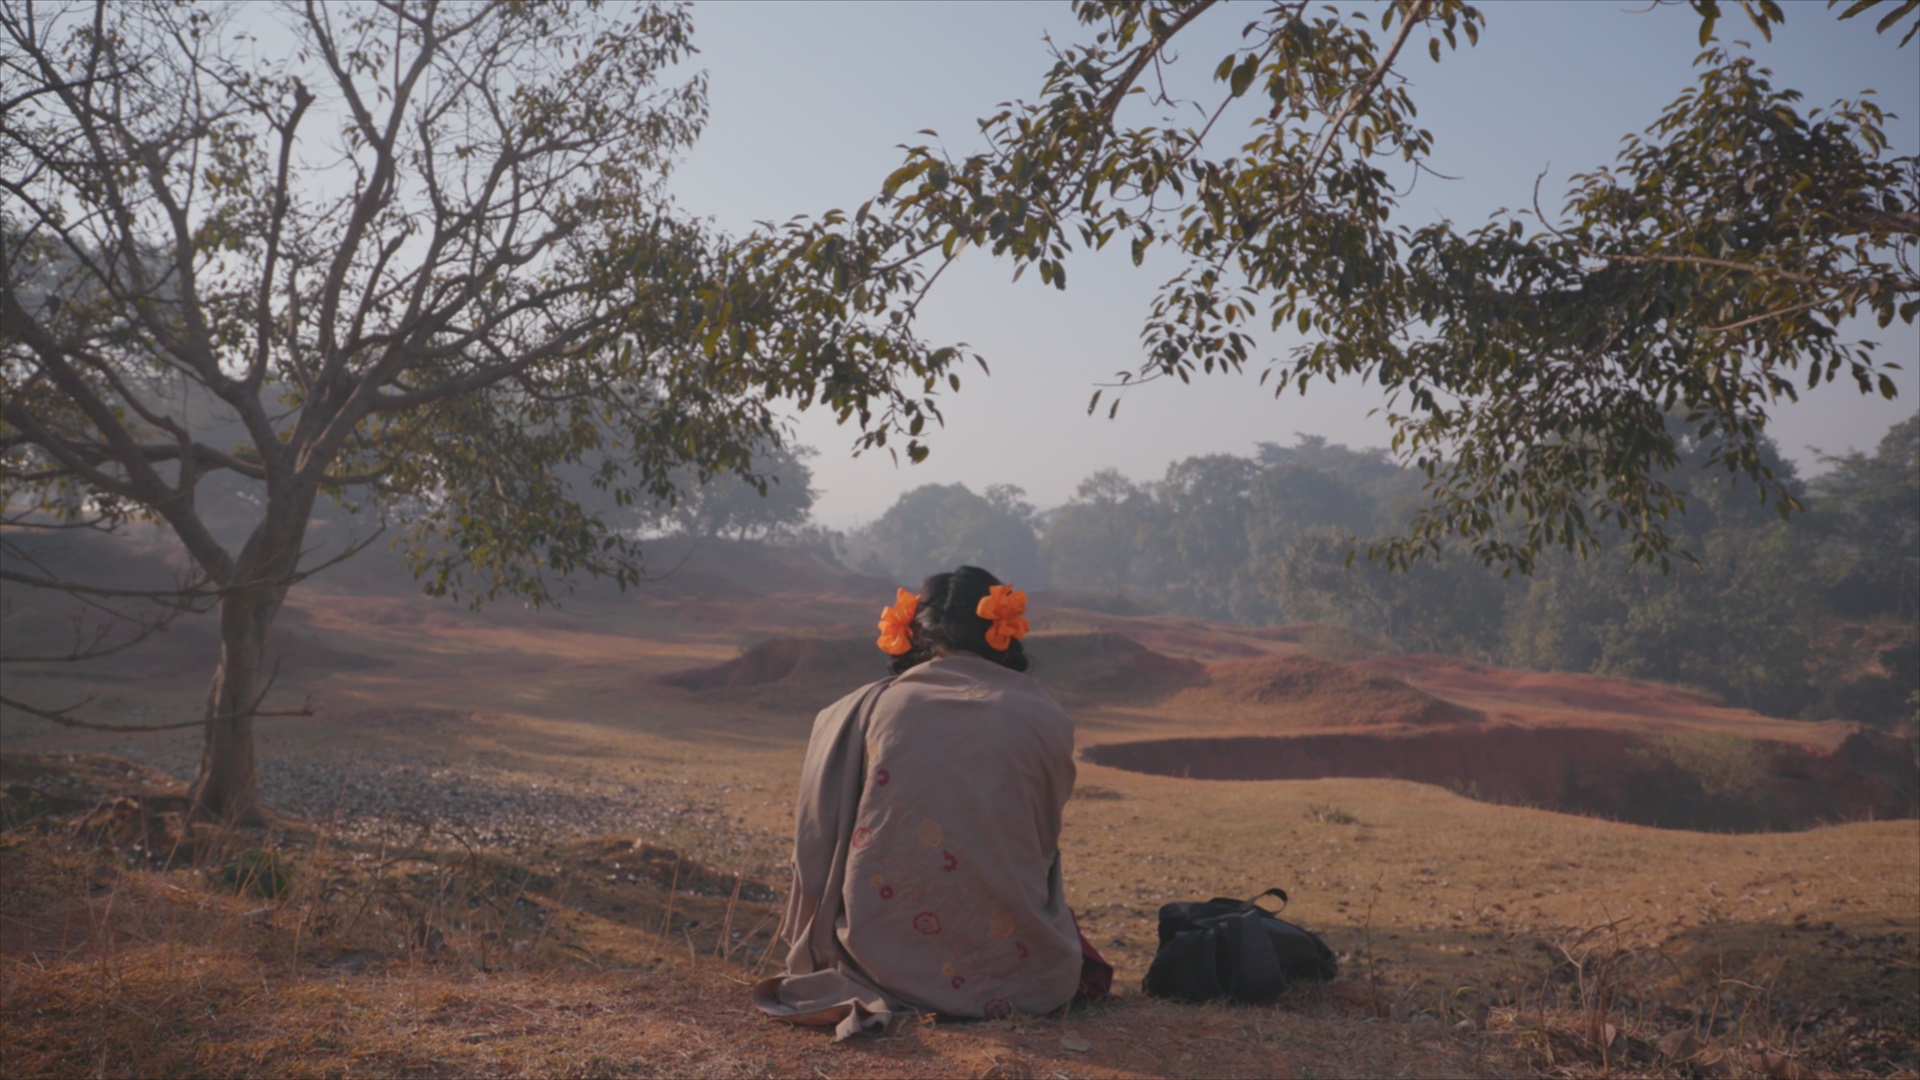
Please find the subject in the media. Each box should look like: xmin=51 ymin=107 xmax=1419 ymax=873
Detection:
xmin=656 ymin=413 xmax=1918 ymax=733
xmin=30 ymin=387 xmax=1913 ymax=733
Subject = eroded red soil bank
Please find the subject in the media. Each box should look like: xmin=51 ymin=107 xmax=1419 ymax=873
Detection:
xmin=1081 ymin=725 xmax=1918 ymax=832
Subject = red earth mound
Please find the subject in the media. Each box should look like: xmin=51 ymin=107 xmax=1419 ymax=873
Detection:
xmin=1081 ymin=725 xmax=1918 ymax=832
xmin=1355 ymin=654 xmax=1732 ymax=721
xmin=655 ymin=635 xmax=880 ymax=705
xmin=1118 ymin=624 xmax=1270 ymax=662
xmin=1024 ymin=631 xmax=1208 ymax=705
xmin=1247 ymin=622 xmax=1394 ymax=661
xmin=657 ymin=631 xmax=1208 ymax=711
xmin=1190 ymin=654 xmax=1482 ymax=728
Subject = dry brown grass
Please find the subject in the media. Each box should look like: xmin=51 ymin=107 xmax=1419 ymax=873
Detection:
xmin=9 ymin=777 xmax=1909 ymax=1078
xmin=0 ymin=795 xmax=1493 ymax=1079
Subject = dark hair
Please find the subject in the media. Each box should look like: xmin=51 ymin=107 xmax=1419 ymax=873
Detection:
xmin=887 ymin=565 xmax=1030 ymax=675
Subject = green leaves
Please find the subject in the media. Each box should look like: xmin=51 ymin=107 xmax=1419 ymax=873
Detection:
xmin=833 ymin=1 xmax=1914 ymax=574
xmin=1227 ymin=52 xmax=1259 ymax=97
xmin=1692 ymin=0 xmax=1789 ymax=43
xmin=882 ymin=159 xmax=934 ymax=197
xmin=1832 ymin=0 xmax=1920 ymax=45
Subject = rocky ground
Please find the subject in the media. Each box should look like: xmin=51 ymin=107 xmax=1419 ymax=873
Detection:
xmin=12 ymin=719 xmax=766 ymax=867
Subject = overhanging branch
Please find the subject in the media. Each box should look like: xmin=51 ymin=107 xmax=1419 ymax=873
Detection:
xmin=0 ymin=692 xmax=208 ymax=732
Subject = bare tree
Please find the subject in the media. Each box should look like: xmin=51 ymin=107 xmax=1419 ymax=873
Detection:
xmin=0 ymin=0 xmax=962 ymax=822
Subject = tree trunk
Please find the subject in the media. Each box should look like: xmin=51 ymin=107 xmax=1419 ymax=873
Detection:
xmin=188 ymin=590 xmax=273 ymax=825
xmin=186 ymin=509 xmax=307 ymax=825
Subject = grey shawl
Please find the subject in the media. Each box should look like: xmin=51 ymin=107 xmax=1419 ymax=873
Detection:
xmin=751 ymin=654 xmax=1082 ymax=1039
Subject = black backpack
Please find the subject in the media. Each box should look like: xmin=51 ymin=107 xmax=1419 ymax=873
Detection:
xmin=1142 ymin=888 xmax=1338 ymax=1002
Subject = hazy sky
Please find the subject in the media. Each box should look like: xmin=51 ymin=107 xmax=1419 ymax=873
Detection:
xmin=667 ymin=1 xmax=1920 ymax=528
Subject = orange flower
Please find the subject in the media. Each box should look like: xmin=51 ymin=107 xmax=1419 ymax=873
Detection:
xmin=974 ymin=584 xmax=1029 ymax=651
xmin=876 ymin=588 xmax=919 ymax=656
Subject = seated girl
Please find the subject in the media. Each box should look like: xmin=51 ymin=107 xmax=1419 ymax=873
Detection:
xmin=752 ymin=566 xmax=1107 ymax=1038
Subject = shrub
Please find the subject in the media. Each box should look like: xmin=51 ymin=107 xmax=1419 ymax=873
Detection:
xmin=217 ymin=849 xmax=290 ymax=898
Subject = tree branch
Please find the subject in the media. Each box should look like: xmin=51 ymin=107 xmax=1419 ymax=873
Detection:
xmin=1097 ymin=0 xmax=1224 ymax=123
xmin=0 ymin=692 xmax=208 ymax=732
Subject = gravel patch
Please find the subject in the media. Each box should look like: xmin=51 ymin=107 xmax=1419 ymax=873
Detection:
xmin=7 ymin=707 xmax=786 ymax=873
xmin=256 ymin=759 xmax=734 ymax=850
xmin=53 ymin=740 xmax=763 ymax=863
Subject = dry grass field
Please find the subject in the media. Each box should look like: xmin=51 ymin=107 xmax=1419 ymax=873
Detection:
xmin=2 ymin=536 xmax=1915 ymax=1078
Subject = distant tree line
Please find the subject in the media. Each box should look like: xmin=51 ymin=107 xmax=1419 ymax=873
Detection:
xmin=826 ymin=416 xmax=1918 ymax=730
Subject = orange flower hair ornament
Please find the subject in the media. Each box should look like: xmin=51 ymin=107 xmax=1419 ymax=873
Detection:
xmin=975 ymin=584 xmax=1030 ymax=652
xmin=876 ymin=588 xmax=919 ymax=656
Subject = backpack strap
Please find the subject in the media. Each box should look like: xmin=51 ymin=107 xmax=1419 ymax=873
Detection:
xmin=1248 ymin=887 xmax=1289 ymax=913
